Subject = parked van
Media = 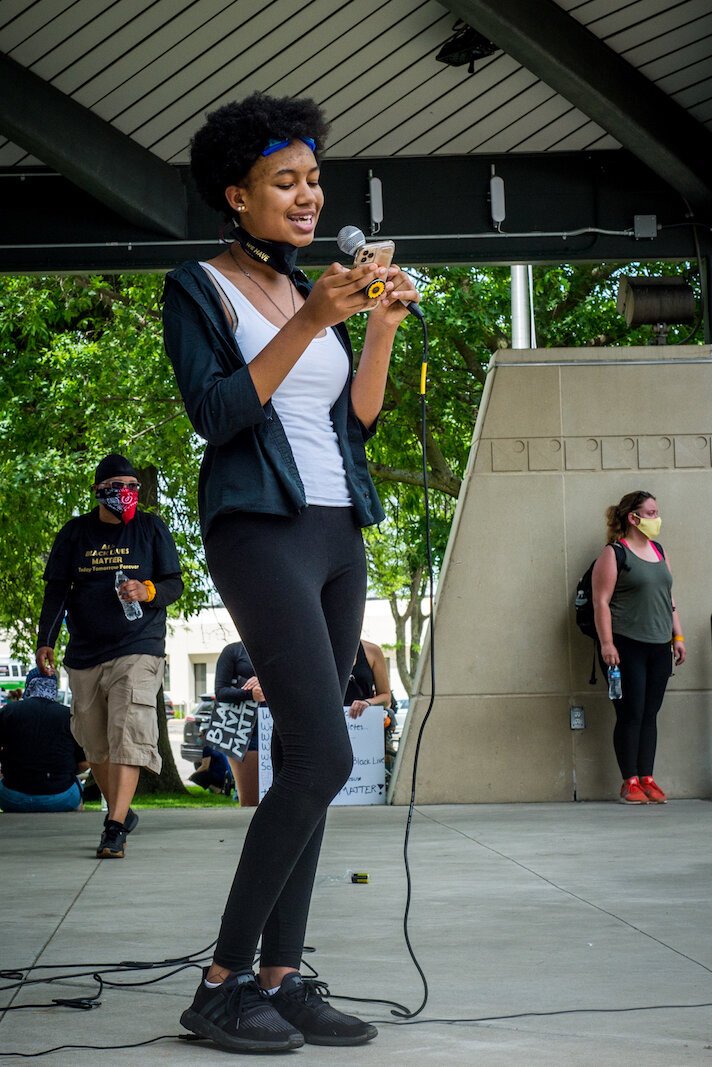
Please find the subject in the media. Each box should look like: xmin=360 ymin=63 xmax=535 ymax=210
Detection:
xmin=0 ymin=658 xmax=31 ymax=701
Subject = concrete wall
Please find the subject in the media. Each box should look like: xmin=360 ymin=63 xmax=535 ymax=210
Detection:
xmin=391 ymin=345 xmax=712 ymax=803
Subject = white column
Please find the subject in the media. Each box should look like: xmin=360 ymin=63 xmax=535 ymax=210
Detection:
xmin=511 ymin=264 xmax=531 ymax=349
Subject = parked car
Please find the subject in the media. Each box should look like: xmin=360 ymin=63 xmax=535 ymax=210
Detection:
xmin=163 ymin=691 xmax=175 ymax=718
xmin=393 ymin=698 xmax=409 ymax=739
xmin=181 ymin=695 xmax=215 ymax=765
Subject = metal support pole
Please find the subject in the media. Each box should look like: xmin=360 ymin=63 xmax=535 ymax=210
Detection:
xmin=511 ymin=264 xmax=530 ymax=349
xmin=702 ymin=255 xmax=712 ymax=345
xmin=528 ymin=264 xmax=537 ymax=349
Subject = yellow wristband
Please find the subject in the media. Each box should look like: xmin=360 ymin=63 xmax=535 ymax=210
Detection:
xmin=673 ymin=634 xmax=684 ymax=642
xmin=143 ymin=580 xmax=156 ymax=603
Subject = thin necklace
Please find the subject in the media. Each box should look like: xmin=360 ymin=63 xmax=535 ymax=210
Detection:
xmin=229 ymin=244 xmax=296 ymax=321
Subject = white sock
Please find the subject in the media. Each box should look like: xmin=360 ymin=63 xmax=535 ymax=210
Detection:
xmin=204 ymin=978 xmax=224 ymax=988
xmin=266 ymin=985 xmax=281 ymax=996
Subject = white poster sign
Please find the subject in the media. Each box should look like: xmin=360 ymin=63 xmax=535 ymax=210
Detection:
xmin=258 ymin=706 xmax=386 ymax=805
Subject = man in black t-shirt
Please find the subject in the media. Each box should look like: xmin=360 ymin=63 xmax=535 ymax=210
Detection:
xmin=36 ymin=453 xmax=183 ymax=859
xmin=0 ymin=669 xmax=88 ymax=812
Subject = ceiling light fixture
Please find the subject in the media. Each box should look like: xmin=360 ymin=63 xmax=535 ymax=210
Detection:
xmin=435 ymin=20 xmax=499 ymax=75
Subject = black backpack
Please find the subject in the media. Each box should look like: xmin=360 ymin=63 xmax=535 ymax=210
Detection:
xmin=575 ymin=543 xmax=627 ymax=684
xmin=575 ymin=540 xmax=662 ymax=683
xmin=575 ymin=543 xmax=626 ymax=640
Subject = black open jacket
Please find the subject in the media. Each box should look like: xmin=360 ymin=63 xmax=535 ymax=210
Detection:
xmin=162 ymin=261 xmax=385 ymax=540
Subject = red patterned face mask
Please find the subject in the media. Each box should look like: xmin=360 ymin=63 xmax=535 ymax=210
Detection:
xmin=95 ymin=484 xmax=139 ymax=523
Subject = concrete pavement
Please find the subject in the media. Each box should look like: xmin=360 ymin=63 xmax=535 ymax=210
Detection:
xmin=1 ymin=800 xmax=711 ymax=1065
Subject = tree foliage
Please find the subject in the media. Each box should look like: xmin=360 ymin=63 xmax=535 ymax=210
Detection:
xmin=0 ymin=273 xmax=206 ymax=661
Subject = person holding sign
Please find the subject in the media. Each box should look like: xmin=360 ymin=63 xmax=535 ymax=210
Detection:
xmin=214 ymin=641 xmax=262 ymax=807
xmin=345 ymin=639 xmax=391 ymax=719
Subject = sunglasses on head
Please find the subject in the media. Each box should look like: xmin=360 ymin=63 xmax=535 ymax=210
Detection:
xmin=261 ymin=136 xmax=316 ymax=157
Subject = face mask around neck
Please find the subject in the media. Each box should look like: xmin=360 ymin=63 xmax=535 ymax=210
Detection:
xmin=231 ymin=223 xmax=299 ymax=276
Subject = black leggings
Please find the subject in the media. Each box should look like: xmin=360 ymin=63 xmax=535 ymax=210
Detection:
xmin=600 ymin=634 xmax=672 ymax=780
xmin=205 ymin=506 xmax=366 ymax=971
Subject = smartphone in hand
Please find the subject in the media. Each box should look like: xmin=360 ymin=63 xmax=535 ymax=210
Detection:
xmin=352 ymin=240 xmax=395 ymax=303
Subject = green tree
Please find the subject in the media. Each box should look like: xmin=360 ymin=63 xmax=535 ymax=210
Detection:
xmin=0 ymin=272 xmax=203 ymax=793
xmin=0 ymin=272 xmax=205 ymax=653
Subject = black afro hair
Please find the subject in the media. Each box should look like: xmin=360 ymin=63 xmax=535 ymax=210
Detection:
xmin=190 ymin=91 xmax=330 ymax=217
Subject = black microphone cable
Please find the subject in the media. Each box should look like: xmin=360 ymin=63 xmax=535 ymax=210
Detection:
xmin=387 ymin=306 xmax=435 ymax=1021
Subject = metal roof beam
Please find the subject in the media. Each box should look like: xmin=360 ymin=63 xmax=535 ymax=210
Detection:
xmin=2 ymin=152 xmax=708 ymax=272
xmin=0 ymin=53 xmax=186 ymax=238
xmin=442 ymin=0 xmax=712 ymax=212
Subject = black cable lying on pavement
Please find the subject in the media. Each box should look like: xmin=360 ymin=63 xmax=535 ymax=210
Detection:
xmin=0 ymin=943 xmax=413 ymax=1057
xmin=0 ymin=1035 xmax=204 ymax=1058
xmin=3 ymin=942 xmax=712 ymax=1058
xmin=370 ymin=1000 xmax=712 ymax=1024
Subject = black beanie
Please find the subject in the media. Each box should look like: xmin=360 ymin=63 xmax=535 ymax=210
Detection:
xmin=94 ymin=453 xmax=139 ymax=485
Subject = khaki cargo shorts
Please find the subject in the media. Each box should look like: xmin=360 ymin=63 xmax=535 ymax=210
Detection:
xmin=67 ymin=654 xmax=164 ymax=775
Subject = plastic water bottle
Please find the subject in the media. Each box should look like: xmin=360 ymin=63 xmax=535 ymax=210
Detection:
xmin=115 ymin=570 xmax=143 ymax=621
xmin=607 ymin=664 xmax=622 ymax=701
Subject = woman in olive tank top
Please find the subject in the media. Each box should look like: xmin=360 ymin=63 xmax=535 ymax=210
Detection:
xmin=592 ymin=491 xmax=686 ymax=805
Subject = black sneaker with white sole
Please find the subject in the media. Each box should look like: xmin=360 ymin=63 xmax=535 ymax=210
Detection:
xmin=96 ymin=820 xmax=127 ymax=858
xmin=180 ymin=970 xmax=304 ymax=1053
xmin=269 ymin=973 xmax=378 ymax=1046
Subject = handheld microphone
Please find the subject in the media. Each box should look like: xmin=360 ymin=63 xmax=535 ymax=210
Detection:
xmin=336 ymin=226 xmax=424 ymax=320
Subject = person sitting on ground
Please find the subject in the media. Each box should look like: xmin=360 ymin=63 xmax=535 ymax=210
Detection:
xmin=0 ymin=669 xmax=88 ymax=813
xmin=190 ymin=743 xmax=234 ymax=795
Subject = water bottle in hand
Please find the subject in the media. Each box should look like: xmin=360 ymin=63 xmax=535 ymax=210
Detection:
xmin=607 ymin=664 xmax=622 ymax=701
xmin=115 ymin=570 xmax=143 ymax=621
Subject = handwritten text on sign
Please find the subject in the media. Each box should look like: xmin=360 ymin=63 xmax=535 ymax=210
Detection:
xmin=258 ymin=706 xmax=386 ymax=805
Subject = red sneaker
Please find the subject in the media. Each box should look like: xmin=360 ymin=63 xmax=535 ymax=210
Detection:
xmin=640 ymin=776 xmax=667 ymax=803
xmin=620 ymin=777 xmax=649 ymax=804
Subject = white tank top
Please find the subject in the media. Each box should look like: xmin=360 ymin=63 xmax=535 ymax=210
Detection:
xmin=201 ymin=263 xmax=352 ymax=507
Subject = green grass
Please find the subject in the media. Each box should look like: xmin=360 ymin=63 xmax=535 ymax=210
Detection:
xmin=83 ymin=786 xmax=239 ymax=810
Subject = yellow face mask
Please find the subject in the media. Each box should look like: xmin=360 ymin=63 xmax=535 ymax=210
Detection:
xmin=634 ymin=514 xmax=662 ymax=540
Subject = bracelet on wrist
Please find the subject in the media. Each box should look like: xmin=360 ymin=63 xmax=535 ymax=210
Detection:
xmin=673 ymin=634 xmax=684 ymax=642
xmin=143 ymin=580 xmax=156 ymax=603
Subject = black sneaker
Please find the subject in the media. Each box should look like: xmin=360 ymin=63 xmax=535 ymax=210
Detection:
xmin=180 ymin=970 xmax=304 ymax=1053
xmin=103 ymin=808 xmax=138 ymax=834
xmin=270 ymin=973 xmax=377 ymax=1046
xmin=96 ymin=820 xmax=127 ymax=858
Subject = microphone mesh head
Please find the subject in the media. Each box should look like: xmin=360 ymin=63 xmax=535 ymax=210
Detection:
xmin=336 ymin=226 xmax=366 ymax=256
